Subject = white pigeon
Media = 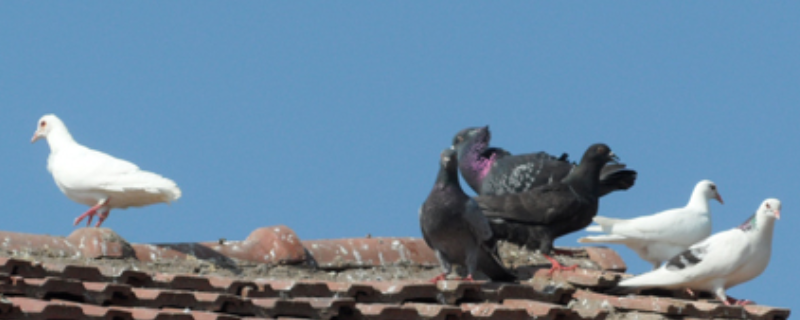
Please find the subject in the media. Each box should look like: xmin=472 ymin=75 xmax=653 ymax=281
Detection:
xmin=31 ymin=114 xmax=182 ymax=227
xmin=578 ymin=180 xmax=723 ymax=269
xmin=615 ymin=198 xmax=780 ymax=306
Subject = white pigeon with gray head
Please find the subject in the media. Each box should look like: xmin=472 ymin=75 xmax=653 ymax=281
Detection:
xmin=578 ymin=180 xmax=723 ymax=269
xmin=32 ymin=114 xmax=182 ymax=227
xmin=613 ymin=198 xmax=781 ymax=306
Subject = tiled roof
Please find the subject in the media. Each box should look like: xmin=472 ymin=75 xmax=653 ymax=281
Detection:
xmin=0 ymin=225 xmax=789 ymax=320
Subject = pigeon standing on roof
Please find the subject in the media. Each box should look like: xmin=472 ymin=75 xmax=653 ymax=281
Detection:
xmin=578 ymin=180 xmax=724 ymax=269
xmin=31 ymin=114 xmax=182 ymax=227
xmin=470 ymin=143 xmax=618 ymax=273
xmin=614 ymin=198 xmax=781 ymax=306
xmin=419 ymin=148 xmax=516 ymax=282
xmin=452 ymin=126 xmax=636 ymax=197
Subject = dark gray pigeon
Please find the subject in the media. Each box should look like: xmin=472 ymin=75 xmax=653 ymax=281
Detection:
xmin=452 ymin=126 xmax=636 ymax=197
xmin=469 ymin=143 xmax=618 ymax=273
xmin=419 ymin=148 xmax=517 ymax=282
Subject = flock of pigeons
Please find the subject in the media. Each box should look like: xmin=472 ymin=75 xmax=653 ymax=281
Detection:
xmin=28 ymin=115 xmax=779 ymax=307
xmin=420 ymin=126 xmax=780 ymax=306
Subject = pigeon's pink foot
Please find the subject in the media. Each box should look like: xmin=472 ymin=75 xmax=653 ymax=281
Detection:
xmin=685 ymin=288 xmax=696 ymax=298
xmin=73 ymin=199 xmax=110 ymax=227
xmin=544 ymin=254 xmax=578 ymax=276
xmin=428 ymin=273 xmax=447 ymax=283
xmin=74 ymin=203 xmax=104 ymax=226
xmin=725 ymin=296 xmax=754 ymax=306
xmin=462 ymin=275 xmax=475 ymax=281
xmin=95 ymin=209 xmax=110 ymax=227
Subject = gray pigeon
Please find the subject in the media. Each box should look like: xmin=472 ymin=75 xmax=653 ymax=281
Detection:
xmin=452 ymin=126 xmax=635 ymax=197
xmin=419 ymin=148 xmax=516 ymax=282
xmin=471 ymin=143 xmax=618 ymax=274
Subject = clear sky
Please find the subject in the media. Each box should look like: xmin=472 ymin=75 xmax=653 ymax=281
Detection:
xmin=1 ymin=2 xmax=798 ymax=308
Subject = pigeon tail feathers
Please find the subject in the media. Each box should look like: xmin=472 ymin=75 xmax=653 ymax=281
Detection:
xmin=598 ymin=166 xmax=637 ymax=197
xmin=577 ymin=234 xmax=630 ymax=244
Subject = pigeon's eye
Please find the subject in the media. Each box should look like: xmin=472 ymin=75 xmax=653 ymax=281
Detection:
xmin=40 ymin=121 xmax=46 ymax=127
xmin=710 ymin=185 xmax=716 ymax=191
xmin=766 ymin=203 xmax=771 ymax=209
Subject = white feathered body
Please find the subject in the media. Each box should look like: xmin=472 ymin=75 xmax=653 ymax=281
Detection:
xmin=581 ymin=207 xmax=712 ymax=267
xmin=617 ymin=198 xmax=779 ymax=303
xmin=579 ymin=180 xmax=720 ymax=268
xmin=43 ymin=123 xmax=181 ymax=210
xmin=618 ymin=225 xmax=770 ymax=292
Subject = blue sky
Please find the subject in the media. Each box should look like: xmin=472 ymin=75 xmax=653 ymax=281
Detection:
xmin=1 ymin=2 xmax=798 ymax=308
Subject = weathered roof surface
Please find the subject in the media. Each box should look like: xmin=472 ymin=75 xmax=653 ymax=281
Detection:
xmin=0 ymin=225 xmax=789 ymax=320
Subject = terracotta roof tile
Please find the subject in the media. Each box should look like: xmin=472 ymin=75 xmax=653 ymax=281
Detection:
xmin=459 ymin=303 xmax=531 ymax=320
xmin=0 ymin=225 xmax=789 ymax=320
xmin=303 ymin=238 xmax=439 ymax=269
xmin=502 ymin=299 xmax=575 ymax=319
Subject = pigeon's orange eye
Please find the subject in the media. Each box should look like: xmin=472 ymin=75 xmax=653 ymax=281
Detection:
xmin=40 ymin=121 xmax=46 ymax=127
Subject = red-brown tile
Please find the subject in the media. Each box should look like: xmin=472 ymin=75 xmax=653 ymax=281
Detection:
xmin=208 ymin=226 xmax=306 ymax=265
xmin=117 ymin=270 xmax=155 ymax=287
xmin=43 ymin=263 xmax=105 ymax=281
xmin=132 ymin=243 xmax=191 ymax=262
xmin=261 ymin=280 xmax=333 ymax=298
xmin=66 ymin=228 xmax=136 ymax=259
xmin=302 ymin=237 xmax=438 ymax=269
xmin=356 ymin=303 xmax=419 ymax=320
xmin=574 ymin=289 xmax=690 ymax=315
xmin=293 ymin=297 xmax=357 ymax=319
xmin=358 ymin=281 xmax=440 ymax=303
xmin=161 ymin=307 xmax=244 ymax=320
xmin=241 ymin=283 xmax=280 ymax=299
xmin=0 ymin=257 xmax=47 ymax=278
xmin=194 ymin=291 xmax=257 ymax=316
xmin=51 ymin=299 xmax=134 ymax=320
xmin=460 ymin=303 xmax=530 ymax=320
xmin=404 ymin=302 xmax=462 ymax=319
xmin=0 ymin=231 xmax=80 ymax=260
xmin=132 ymin=287 xmax=198 ymax=309
xmin=207 ymin=276 xmax=259 ymax=296
xmin=134 ymin=226 xmax=305 ymax=266
xmin=8 ymin=297 xmax=87 ymax=319
xmin=154 ymin=273 xmax=217 ymax=292
xmin=83 ymin=282 xmax=136 ymax=306
xmin=250 ymin=298 xmax=317 ymax=319
xmin=482 ymin=282 xmax=568 ymax=304
xmin=744 ymin=304 xmax=792 ymax=320
xmin=325 ymin=282 xmax=380 ymax=302
xmin=502 ymin=299 xmax=575 ymax=319
xmin=24 ymin=277 xmax=86 ymax=301
xmin=584 ymin=246 xmax=627 ymax=272
xmin=126 ymin=307 xmax=195 ymax=320
xmin=434 ymin=280 xmax=485 ymax=304
xmin=534 ymin=268 xmax=622 ymax=289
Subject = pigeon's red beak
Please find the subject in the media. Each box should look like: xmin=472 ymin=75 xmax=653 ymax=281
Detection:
xmin=775 ymin=210 xmax=781 ymax=220
xmin=715 ymin=194 xmax=724 ymax=204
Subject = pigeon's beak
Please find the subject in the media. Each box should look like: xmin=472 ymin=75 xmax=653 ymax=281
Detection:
xmin=31 ymin=131 xmax=42 ymax=144
xmin=608 ymin=151 xmax=620 ymax=163
xmin=715 ymin=194 xmax=724 ymax=204
xmin=775 ymin=210 xmax=781 ymax=220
